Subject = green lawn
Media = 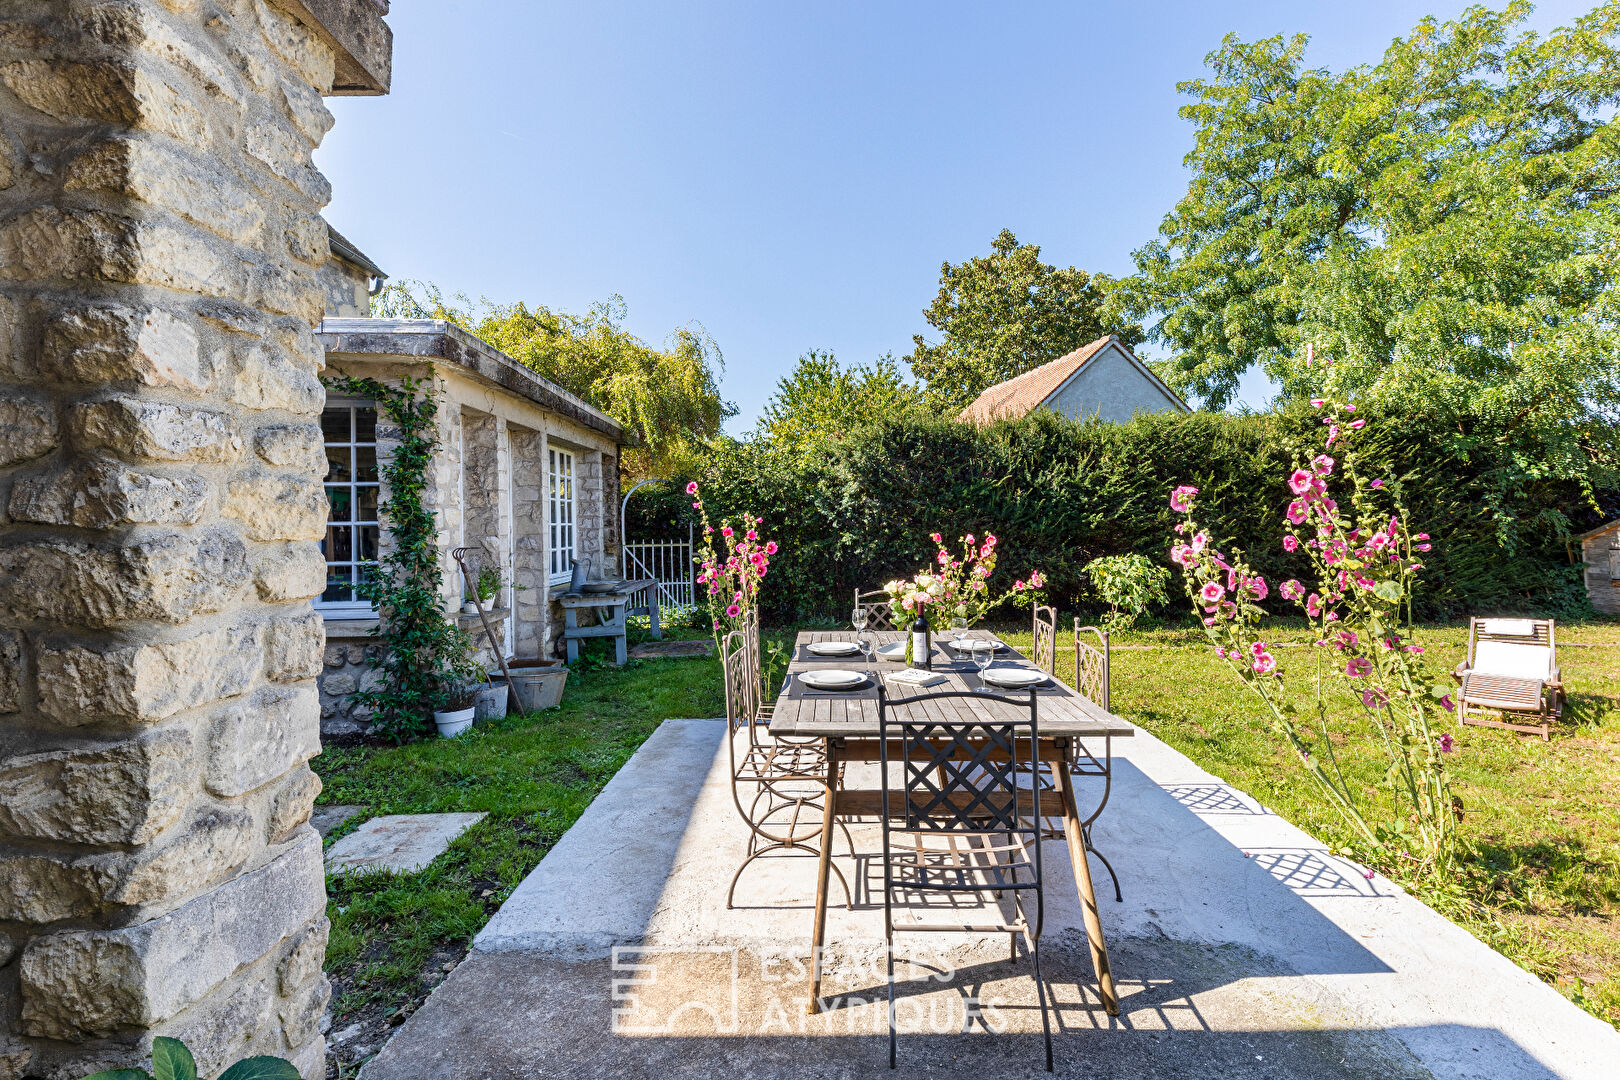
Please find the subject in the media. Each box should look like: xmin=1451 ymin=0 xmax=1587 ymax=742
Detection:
xmin=313 ymin=619 xmax=1620 ymax=1051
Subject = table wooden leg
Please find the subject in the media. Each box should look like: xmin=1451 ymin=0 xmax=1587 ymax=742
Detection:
xmin=1057 ymin=758 xmax=1118 ymax=1015
xmin=807 ymin=739 xmax=841 ymax=1014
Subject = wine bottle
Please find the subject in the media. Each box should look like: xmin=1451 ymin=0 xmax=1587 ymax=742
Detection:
xmin=910 ymin=609 xmax=931 ymax=671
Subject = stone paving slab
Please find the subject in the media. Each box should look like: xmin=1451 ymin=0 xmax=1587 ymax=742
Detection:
xmin=311 ymin=804 xmax=365 ymax=838
xmin=365 ymin=720 xmax=1620 ymax=1079
xmin=629 ymin=640 xmax=714 ymax=659
xmin=325 ymin=813 xmax=486 ymax=875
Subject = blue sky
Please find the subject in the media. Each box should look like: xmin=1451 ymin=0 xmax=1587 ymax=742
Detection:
xmin=318 ymin=1 xmax=1593 ymax=431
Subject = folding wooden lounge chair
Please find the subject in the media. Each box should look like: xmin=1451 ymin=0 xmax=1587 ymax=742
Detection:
xmin=1454 ymin=617 xmax=1563 ymax=741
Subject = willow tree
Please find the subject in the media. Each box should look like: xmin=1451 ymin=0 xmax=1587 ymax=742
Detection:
xmin=1115 ymin=1 xmax=1620 ymax=517
xmin=376 ymin=282 xmax=734 ymax=479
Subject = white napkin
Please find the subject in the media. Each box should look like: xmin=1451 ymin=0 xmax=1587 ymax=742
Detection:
xmin=885 ymin=669 xmax=947 ymax=688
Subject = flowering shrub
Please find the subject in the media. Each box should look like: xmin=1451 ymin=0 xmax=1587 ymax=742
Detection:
xmin=1169 ymin=403 xmax=1458 ymax=875
xmin=1083 ymin=553 xmax=1171 ymax=630
xmin=884 ymin=531 xmax=1046 ymax=623
xmin=689 ymin=481 xmax=777 ymax=649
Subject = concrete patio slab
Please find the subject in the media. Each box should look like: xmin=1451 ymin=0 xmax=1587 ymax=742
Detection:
xmin=325 ymin=812 xmax=486 ymax=875
xmin=364 ymin=719 xmax=1620 ymax=1079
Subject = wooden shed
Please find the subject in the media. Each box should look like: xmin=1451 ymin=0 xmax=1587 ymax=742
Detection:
xmin=1576 ymin=519 xmax=1620 ymax=614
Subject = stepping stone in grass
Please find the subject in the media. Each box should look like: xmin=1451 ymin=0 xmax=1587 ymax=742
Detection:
xmin=629 ymin=639 xmax=713 ymax=659
xmin=311 ymin=804 xmax=365 ymax=838
xmin=324 ymin=813 xmax=487 ymax=875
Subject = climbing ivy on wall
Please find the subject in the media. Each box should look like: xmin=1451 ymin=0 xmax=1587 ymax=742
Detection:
xmin=324 ymin=371 xmax=478 ymax=742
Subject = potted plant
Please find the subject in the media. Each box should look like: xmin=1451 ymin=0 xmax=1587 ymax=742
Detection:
xmin=476 ymin=564 xmax=504 ymax=604
xmin=432 ymin=627 xmax=485 ymax=737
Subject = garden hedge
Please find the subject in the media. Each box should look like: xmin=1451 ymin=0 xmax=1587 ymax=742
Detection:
xmin=629 ymin=404 xmax=1603 ymax=623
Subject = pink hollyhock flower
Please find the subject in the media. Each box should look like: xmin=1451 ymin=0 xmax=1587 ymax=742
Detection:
xmin=733 ymin=590 xmax=744 ymax=603
xmin=1370 ymin=478 xmax=1386 ymax=488
xmin=1191 ymin=531 xmax=1209 ymax=553
xmin=1405 ymin=645 xmax=1424 ymax=654
xmin=1171 ymin=544 xmax=1194 ymax=567
xmin=1280 ymin=579 xmax=1304 ymax=600
xmin=721 ymin=525 xmax=733 ymax=538
xmin=1286 ymin=500 xmax=1308 ymax=524
xmin=1350 ymin=419 xmax=1366 ymax=429
xmin=1250 ymin=641 xmax=1267 ymax=656
xmin=1288 ymin=469 xmax=1314 ymax=495
xmin=984 ymin=533 xmax=997 ymax=546
xmin=1338 ymin=630 xmax=1359 ymax=648
xmin=712 ymin=617 xmax=721 ymax=630
xmin=1387 ymin=517 xmax=1399 ymax=537
xmin=1282 ymin=534 xmax=1299 ymax=552
xmin=1440 ymin=694 xmax=1455 ymax=713
xmin=1013 ymin=579 xmax=1026 ymax=590
xmin=1215 ymin=647 xmax=1228 ymax=659
xmin=1326 ymin=611 xmax=1340 ymax=622
xmin=1346 ymin=658 xmax=1372 ymax=677
xmin=930 ymin=532 xmax=942 ymax=544
xmin=1312 ymin=454 xmax=1334 ymax=476
xmin=1306 ymin=593 xmax=1323 ymax=617
xmin=1369 ymin=532 xmax=1390 ymax=550
xmin=1253 ymin=653 xmax=1277 ymax=675
xmin=1226 ymin=568 xmax=1239 ymax=591
xmin=1415 ymin=543 xmax=1432 ymax=551
xmin=965 ymin=533 xmax=975 ymax=544
xmin=747 ymin=529 xmax=758 ymax=541
xmin=1203 ymin=616 xmax=1217 ymax=627
xmin=1438 ymin=733 xmax=1455 ymax=753
xmin=938 ymin=551 xmax=949 ymax=565
xmin=1169 ymin=485 xmax=1199 ymax=512
xmin=725 ymin=604 xmax=740 ymax=618
xmin=1361 ymin=687 xmax=1388 ymax=708
xmin=704 ymin=524 xmax=714 ymax=534
xmin=1247 ymin=576 xmax=1269 ymax=600
xmin=1030 ymin=570 xmax=1047 ymax=587
xmin=1354 ymin=574 xmax=1376 ymax=590
xmin=1326 ymin=424 xmax=1340 ymax=448
xmin=1414 ymin=532 xmax=1429 ymax=541
xmin=1310 ymin=398 xmax=1326 ymax=408
xmin=686 ymin=481 xmax=699 ymax=495
xmin=1200 ymin=581 xmax=1225 ymax=603
xmin=692 ymin=501 xmax=702 ymax=510
xmin=766 ymin=541 xmax=779 ymax=554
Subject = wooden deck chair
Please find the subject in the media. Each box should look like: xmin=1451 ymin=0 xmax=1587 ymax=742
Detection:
xmin=1454 ymin=617 xmax=1563 ymax=741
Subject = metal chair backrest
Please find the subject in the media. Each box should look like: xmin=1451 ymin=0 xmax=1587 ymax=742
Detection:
xmin=1469 ymin=617 xmax=1556 ymax=682
xmin=877 ymin=686 xmax=1042 ymax=836
xmin=742 ymin=607 xmax=765 ymax=715
xmin=854 ymin=587 xmax=898 ymax=630
xmin=1032 ymin=604 xmax=1057 ymax=675
xmin=720 ymin=630 xmax=753 ymax=737
xmin=1073 ymin=621 xmax=1110 ymax=711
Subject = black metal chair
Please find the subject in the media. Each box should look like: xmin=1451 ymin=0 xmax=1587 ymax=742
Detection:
xmin=877 ymin=685 xmax=1054 ymax=1072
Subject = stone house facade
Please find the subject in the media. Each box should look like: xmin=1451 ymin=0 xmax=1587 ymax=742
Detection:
xmin=314 ymin=308 xmax=625 ymax=735
xmin=0 ymin=2 xmax=392 ymax=1078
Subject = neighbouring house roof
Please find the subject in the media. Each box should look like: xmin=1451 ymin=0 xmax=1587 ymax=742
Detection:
xmin=317 ymin=318 xmax=626 ymax=442
xmin=326 ymin=223 xmax=387 ymax=285
xmin=1576 ymin=518 xmax=1620 ymax=542
xmin=956 ymin=334 xmax=1189 ymax=425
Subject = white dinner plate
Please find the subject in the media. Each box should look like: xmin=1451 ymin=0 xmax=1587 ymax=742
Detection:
xmin=877 ymin=642 xmax=910 ymax=660
xmin=979 ymin=668 xmax=1049 ymax=689
xmin=808 ymin=640 xmax=861 ymax=656
xmin=954 ymin=638 xmax=1006 ymax=653
xmin=800 ymin=669 xmax=866 ymax=690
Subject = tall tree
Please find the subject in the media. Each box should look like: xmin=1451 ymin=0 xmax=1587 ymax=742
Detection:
xmin=908 ymin=229 xmax=1144 ymax=412
xmin=756 ymin=350 xmax=923 ymax=459
xmin=375 ymin=282 xmax=734 ymax=479
xmin=1114 ymin=1 xmax=1620 ymax=496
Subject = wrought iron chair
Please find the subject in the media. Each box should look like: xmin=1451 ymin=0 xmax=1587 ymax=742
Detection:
xmin=854 ymin=587 xmax=899 ymax=630
xmin=877 ymin=685 xmax=1054 ymax=1071
xmin=721 ymin=631 xmax=852 ymax=909
xmin=1031 ymin=604 xmax=1057 ymax=674
xmin=1454 ymin=617 xmax=1563 ymax=740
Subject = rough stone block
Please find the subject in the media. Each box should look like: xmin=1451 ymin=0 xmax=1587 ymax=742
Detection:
xmin=0 ymin=57 xmax=210 ymax=144
xmin=229 ymin=343 xmax=323 ymax=412
xmin=205 ymin=684 xmax=318 ymax=797
xmin=8 ymin=457 xmax=210 ymax=527
xmin=286 ymin=1034 xmax=325 ymax=1080
xmin=0 ymin=629 xmax=20 ymax=712
xmin=254 ymin=423 xmax=323 ymax=471
xmin=278 ymin=973 xmax=329 ymax=1047
xmin=252 ymin=542 xmax=325 ymax=601
xmin=267 ymin=766 xmax=321 ymax=844
xmin=70 ymin=395 xmax=241 ymax=462
xmin=37 ymin=621 xmax=261 ymax=724
xmin=283 ymin=211 xmax=328 ymax=265
xmin=65 ymin=135 xmax=266 ymax=246
xmin=244 ymin=112 xmax=328 ymax=204
xmin=245 ymin=258 xmax=325 ymax=324
xmin=278 ymin=74 xmax=333 ymax=145
xmin=19 ymin=834 xmax=326 ymax=1039
xmin=225 ymin=466 xmax=325 ymax=540
xmin=277 ymin=917 xmax=328 ymax=995
xmin=0 ymin=806 xmax=253 ymax=921
xmin=263 ymin=610 xmax=324 ymax=680
xmin=320 ymin=671 xmax=356 ymax=696
xmin=0 ymin=727 xmax=191 ymax=845
xmin=254 ymin=0 xmax=336 ymax=92
xmin=0 ymin=395 xmax=58 ymax=467
xmin=155 ymin=975 xmax=271 ymax=1080
xmin=40 ymin=304 xmax=207 ymax=390
xmin=0 ymin=206 xmax=138 ymax=282
xmin=0 ymin=528 xmax=248 ymax=628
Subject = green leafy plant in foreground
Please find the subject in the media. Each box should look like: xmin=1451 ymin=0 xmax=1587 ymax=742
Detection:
xmin=82 ymin=1036 xmax=298 ymax=1080
xmin=1083 ymin=553 xmax=1171 ymax=630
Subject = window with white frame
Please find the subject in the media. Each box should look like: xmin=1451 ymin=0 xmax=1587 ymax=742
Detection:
xmin=548 ymin=446 xmax=575 ymax=580
xmin=318 ymin=402 xmax=380 ymax=614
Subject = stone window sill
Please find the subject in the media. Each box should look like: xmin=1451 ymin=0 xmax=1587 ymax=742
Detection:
xmin=321 ymin=608 xmax=510 ymax=640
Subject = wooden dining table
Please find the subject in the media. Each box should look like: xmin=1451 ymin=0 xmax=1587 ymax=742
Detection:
xmin=769 ymin=629 xmax=1136 ymax=1016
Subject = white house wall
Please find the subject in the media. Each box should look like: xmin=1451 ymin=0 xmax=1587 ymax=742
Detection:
xmin=1044 ymin=343 xmax=1185 ymax=423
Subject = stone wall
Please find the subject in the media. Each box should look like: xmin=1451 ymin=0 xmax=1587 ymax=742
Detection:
xmin=510 ymin=424 xmax=545 ymax=658
xmin=0 ymin=2 xmax=386 ymax=1076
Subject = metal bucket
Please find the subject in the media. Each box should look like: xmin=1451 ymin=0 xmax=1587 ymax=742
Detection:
xmin=474 ymin=681 xmax=509 ymax=722
xmin=506 ymin=659 xmax=568 ymax=712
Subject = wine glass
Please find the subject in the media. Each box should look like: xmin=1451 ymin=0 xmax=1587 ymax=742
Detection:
xmin=851 ymin=606 xmax=871 ymax=671
xmin=949 ymin=616 xmax=969 ymax=654
xmin=972 ymin=639 xmax=995 ymax=690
